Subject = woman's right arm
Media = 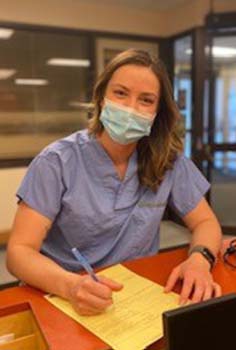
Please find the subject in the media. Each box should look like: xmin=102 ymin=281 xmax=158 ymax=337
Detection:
xmin=7 ymin=202 xmax=123 ymax=315
xmin=7 ymin=201 xmax=81 ymax=298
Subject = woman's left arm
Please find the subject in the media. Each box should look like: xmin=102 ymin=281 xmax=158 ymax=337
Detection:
xmin=165 ymin=197 xmax=222 ymax=304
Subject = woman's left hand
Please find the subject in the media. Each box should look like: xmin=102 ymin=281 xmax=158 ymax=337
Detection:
xmin=164 ymin=253 xmax=222 ymax=305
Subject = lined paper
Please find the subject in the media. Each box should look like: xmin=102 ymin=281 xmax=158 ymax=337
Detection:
xmin=45 ymin=264 xmax=180 ymax=350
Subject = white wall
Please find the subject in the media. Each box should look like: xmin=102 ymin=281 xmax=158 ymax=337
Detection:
xmin=0 ymin=0 xmax=235 ymax=37
xmin=0 ymin=0 xmax=166 ymax=37
xmin=0 ymin=168 xmax=27 ymax=231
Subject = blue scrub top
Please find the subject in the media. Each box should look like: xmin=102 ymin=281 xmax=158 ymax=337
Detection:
xmin=17 ymin=130 xmax=210 ymax=271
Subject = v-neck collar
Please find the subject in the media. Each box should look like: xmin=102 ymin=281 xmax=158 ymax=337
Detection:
xmin=90 ymin=134 xmax=138 ymax=183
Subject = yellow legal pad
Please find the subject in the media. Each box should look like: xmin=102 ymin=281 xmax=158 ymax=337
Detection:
xmin=45 ymin=264 xmax=180 ymax=350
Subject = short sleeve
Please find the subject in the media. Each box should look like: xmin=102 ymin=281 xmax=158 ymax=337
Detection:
xmin=17 ymin=154 xmax=65 ymax=220
xmin=168 ymin=155 xmax=210 ymax=217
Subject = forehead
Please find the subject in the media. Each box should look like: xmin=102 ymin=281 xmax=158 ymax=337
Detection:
xmin=108 ymin=64 xmax=160 ymax=93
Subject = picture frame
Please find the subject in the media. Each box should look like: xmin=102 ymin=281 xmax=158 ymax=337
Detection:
xmin=96 ymin=38 xmax=159 ymax=76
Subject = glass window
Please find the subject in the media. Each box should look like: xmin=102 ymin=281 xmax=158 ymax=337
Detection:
xmin=203 ymin=79 xmax=209 ymax=144
xmin=184 ymin=131 xmax=192 ymax=158
xmin=214 ymin=151 xmax=236 ymax=174
xmin=213 ymin=36 xmax=236 ymax=144
xmin=173 ymin=35 xmax=193 ymax=157
xmin=0 ymin=27 xmax=91 ymax=160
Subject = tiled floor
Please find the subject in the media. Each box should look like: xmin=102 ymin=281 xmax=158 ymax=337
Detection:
xmin=0 ymin=220 xmax=191 ymax=287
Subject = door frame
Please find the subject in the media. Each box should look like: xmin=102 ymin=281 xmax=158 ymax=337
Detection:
xmin=205 ymin=22 xmax=236 ymax=235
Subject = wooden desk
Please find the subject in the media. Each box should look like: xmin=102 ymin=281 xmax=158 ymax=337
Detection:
xmin=1 ymin=247 xmax=236 ymax=350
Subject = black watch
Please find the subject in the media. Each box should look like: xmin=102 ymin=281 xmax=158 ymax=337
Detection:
xmin=189 ymin=245 xmax=216 ymax=270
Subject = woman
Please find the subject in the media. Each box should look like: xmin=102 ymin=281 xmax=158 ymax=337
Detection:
xmin=7 ymin=49 xmax=222 ymax=316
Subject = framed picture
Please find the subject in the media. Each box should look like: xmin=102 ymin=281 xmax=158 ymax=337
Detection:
xmin=96 ymin=38 xmax=159 ymax=76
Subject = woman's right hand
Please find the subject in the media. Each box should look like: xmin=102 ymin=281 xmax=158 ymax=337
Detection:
xmin=68 ymin=275 xmax=123 ymax=316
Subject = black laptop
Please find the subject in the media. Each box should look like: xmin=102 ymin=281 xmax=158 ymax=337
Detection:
xmin=162 ymin=293 xmax=236 ymax=350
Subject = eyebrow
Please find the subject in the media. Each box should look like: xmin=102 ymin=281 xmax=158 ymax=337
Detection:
xmin=111 ymin=83 xmax=158 ymax=98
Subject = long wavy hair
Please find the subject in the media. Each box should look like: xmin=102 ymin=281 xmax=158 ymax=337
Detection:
xmin=89 ymin=49 xmax=183 ymax=191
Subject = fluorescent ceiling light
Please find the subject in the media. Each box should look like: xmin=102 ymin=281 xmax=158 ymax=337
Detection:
xmin=186 ymin=46 xmax=236 ymax=58
xmin=209 ymin=46 xmax=236 ymax=57
xmin=185 ymin=49 xmax=192 ymax=55
xmin=15 ymin=78 xmax=49 ymax=86
xmin=0 ymin=69 xmax=16 ymax=79
xmin=47 ymin=58 xmax=90 ymax=67
xmin=0 ymin=28 xmax=14 ymax=39
xmin=69 ymin=101 xmax=94 ymax=109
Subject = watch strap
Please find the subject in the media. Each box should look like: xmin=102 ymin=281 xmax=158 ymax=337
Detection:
xmin=189 ymin=245 xmax=216 ymax=270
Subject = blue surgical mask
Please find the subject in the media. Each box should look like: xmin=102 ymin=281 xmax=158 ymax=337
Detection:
xmin=100 ymin=98 xmax=155 ymax=145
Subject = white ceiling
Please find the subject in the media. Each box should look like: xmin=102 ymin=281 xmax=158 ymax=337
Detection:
xmin=84 ymin=0 xmax=195 ymax=11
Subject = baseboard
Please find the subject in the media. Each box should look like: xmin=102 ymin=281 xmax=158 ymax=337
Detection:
xmin=0 ymin=230 xmax=10 ymax=246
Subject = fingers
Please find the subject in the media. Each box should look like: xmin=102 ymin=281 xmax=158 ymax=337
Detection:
xmin=164 ymin=265 xmax=222 ymax=305
xmin=164 ymin=267 xmax=195 ymax=305
xmin=179 ymin=275 xmax=195 ymax=305
xmin=213 ymin=282 xmax=222 ymax=297
xmin=201 ymin=283 xmax=213 ymax=301
xmin=71 ymin=275 xmax=123 ymax=316
xmin=72 ymin=302 xmax=107 ymax=316
xmin=181 ymin=279 xmax=222 ymax=305
xmin=74 ymin=289 xmax=113 ymax=314
xmin=164 ymin=267 xmax=180 ymax=293
xmin=98 ymin=275 xmax=124 ymax=292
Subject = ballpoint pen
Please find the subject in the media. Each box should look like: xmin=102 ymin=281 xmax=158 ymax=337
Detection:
xmin=71 ymin=247 xmax=99 ymax=282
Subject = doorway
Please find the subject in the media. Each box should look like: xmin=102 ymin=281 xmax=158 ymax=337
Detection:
xmin=206 ymin=33 xmax=236 ymax=234
xmin=171 ymin=27 xmax=236 ymax=234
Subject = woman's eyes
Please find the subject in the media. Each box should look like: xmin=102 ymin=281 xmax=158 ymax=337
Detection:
xmin=140 ymin=97 xmax=155 ymax=105
xmin=114 ymin=89 xmax=127 ymax=97
xmin=113 ymin=90 xmax=155 ymax=105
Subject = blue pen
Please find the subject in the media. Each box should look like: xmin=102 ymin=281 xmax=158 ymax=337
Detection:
xmin=71 ymin=247 xmax=99 ymax=282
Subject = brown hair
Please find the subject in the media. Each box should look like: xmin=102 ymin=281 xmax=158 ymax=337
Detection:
xmin=89 ymin=49 xmax=183 ymax=191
